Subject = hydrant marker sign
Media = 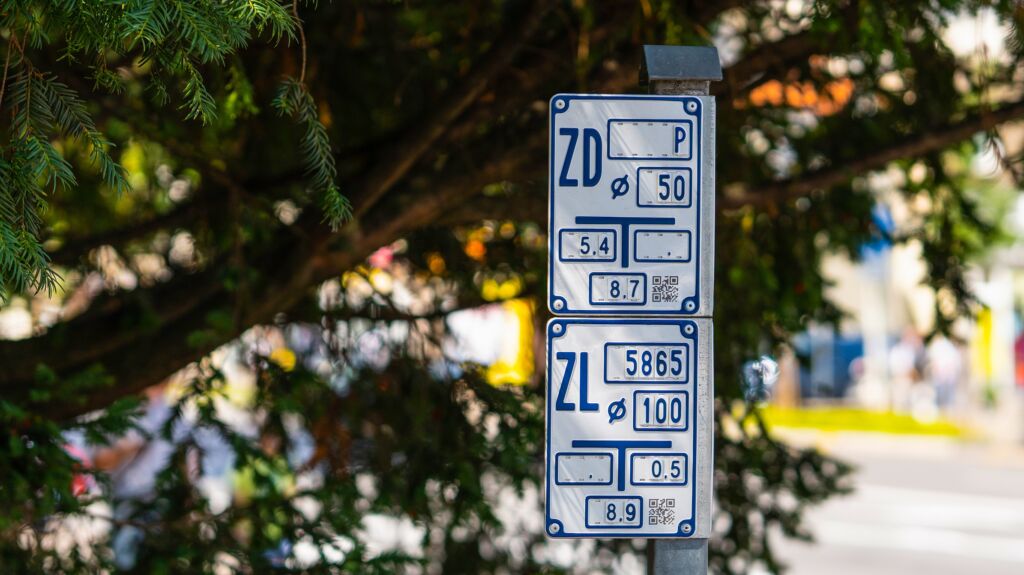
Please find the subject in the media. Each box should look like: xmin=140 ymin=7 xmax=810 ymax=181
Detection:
xmin=546 ymin=94 xmax=716 ymax=539
xmin=548 ymin=95 xmax=714 ymax=316
xmin=544 ymin=318 xmax=711 ymax=538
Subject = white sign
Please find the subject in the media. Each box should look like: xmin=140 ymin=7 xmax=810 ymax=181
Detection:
xmin=545 ymin=318 xmax=713 ymax=538
xmin=548 ymin=94 xmax=715 ymax=315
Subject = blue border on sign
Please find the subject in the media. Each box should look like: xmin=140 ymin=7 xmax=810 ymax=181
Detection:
xmin=545 ymin=318 xmax=699 ymax=538
xmin=635 ymin=166 xmax=693 ymax=209
xmin=632 ymin=390 xmax=690 ymax=432
xmin=554 ymin=452 xmax=614 ymax=486
xmin=557 ymin=228 xmax=618 ymax=263
xmin=628 ymin=452 xmax=689 ymax=487
xmin=584 ymin=495 xmax=644 ymax=529
xmin=548 ymin=94 xmax=703 ymax=316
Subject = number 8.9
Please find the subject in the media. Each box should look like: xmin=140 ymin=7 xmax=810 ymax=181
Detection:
xmin=605 ymin=502 xmax=638 ymax=523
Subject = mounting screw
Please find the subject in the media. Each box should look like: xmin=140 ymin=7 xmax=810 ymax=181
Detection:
xmin=684 ymin=324 xmax=695 ymax=335
xmin=685 ymin=100 xmax=698 ymax=113
xmin=552 ymin=323 xmax=563 ymax=335
xmin=550 ymin=523 xmax=560 ymax=533
xmin=685 ymin=301 xmax=696 ymax=311
xmin=553 ymin=299 xmax=564 ymax=311
xmin=555 ymin=99 xmax=566 ymax=110
xmin=682 ymin=524 xmax=692 ymax=534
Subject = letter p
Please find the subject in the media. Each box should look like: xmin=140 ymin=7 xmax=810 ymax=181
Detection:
xmin=674 ymin=126 xmax=686 ymax=155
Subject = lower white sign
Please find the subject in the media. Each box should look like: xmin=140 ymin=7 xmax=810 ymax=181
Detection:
xmin=545 ymin=318 xmax=713 ymax=538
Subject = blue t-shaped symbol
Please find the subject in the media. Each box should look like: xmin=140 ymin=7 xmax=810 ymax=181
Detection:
xmin=571 ymin=439 xmax=672 ymax=491
xmin=574 ymin=216 xmax=675 ymax=268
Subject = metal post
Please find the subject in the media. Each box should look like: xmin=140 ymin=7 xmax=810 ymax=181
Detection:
xmin=640 ymin=44 xmax=722 ymax=575
xmin=648 ymin=538 xmax=709 ymax=575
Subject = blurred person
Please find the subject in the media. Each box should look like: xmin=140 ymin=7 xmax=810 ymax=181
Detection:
xmin=90 ymin=384 xmax=186 ymax=569
xmin=926 ymin=336 xmax=963 ymax=410
xmin=67 ymin=382 xmax=236 ymax=569
xmin=848 ymin=355 xmax=866 ymax=402
xmin=889 ymin=327 xmax=924 ymax=412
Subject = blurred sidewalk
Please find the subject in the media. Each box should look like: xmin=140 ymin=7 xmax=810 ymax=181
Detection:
xmin=769 ymin=430 xmax=1024 ymax=575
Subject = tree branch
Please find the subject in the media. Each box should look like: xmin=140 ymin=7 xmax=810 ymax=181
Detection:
xmin=724 ymin=98 xmax=1024 ymax=208
xmin=317 ymin=132 xmax=545 ymax=280
xmin=1 ymin=125 xmax=543 ymax=420
xmin=20 ymin=96 xmax=1013 ymax=420
xmin=47 ymin=197 xmax=209 ymax=266
xmin=0 ymin=4 xmax=555 ymax=413
xmin=5 ymin=0 xmax=981 ymax=423
xmin=57 ymin=169 xmax=529 ymax=420
xmin=347 ymin=0 xmax=550 ymax=219
xmin=715 ymin=30 xmax=819 ymax=98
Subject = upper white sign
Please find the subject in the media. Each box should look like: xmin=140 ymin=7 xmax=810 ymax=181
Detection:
xmin=548 ymin=95 xmax=715 ymax=315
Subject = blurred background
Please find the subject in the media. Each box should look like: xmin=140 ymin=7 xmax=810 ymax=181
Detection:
xmin=2 ymin=1 xmax=1024 ymax=574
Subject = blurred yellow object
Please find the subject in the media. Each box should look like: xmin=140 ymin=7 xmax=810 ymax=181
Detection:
xmin=760 ymin=405 xmax=966 ymax=437
xmin=486 ymin=298 xmax=534 ymax=386
xmin=121 ymin=142 xmax=146 ymax=174
xmin=465 ymin=239 xmax=487 ymax=260
xmin=499 ymin=221 xmax=516 ymax=238
xmin=741 ymin=210 xmax=754 ymax=234
xmin=427 ymin=252 xmax=446 ymax=274
xmin=340 ymin=267 xmax=369 ymax=288
xmin=497 ymin=276 xmax=523 ymax=300
xmin=368 ymin=268 xmax=393 ymax=294
xmin=481 ymin=278 xmax=500 ymax=301
xmin=269 ymin=348 xmax=297 ymax=372
xmin=482 ymin=276 xmax=523 ymax=301
xmin=971 ymin=307 xmax=993 ymax=383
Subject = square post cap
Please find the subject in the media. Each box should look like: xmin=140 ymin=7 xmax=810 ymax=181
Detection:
xmin=640 ymin=45 xmax=723 ymax=84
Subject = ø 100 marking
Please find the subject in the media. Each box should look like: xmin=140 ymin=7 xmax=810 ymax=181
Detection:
xmin=633 ymin=390 xmax=689 ymax=431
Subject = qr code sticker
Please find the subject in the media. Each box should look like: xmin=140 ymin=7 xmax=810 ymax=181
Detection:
xmin=651 ymin=276 xmax=679 ymax=303
xmin=648 ymin=498 xmax=676 ymax=526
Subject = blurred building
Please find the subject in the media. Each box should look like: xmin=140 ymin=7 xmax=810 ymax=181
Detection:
xmin=781 ymin=129 xmax=1024 ymax=443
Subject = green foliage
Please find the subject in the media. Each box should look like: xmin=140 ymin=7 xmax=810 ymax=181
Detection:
xmin=274 ymin=78 xmax=352 ymax=228
xmin=100 ymin=361 xmax=420 ymax=573
xmin=0 ymin=0 xmax=351 ymax=300
xmin=0 ymin=0 xmax=1020 ymax=573
xmin=712 ymin=407 xmax=853 ymax=574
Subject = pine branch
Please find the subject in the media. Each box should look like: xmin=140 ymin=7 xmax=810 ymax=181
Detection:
xmin=273 ymin=78 xmax=351 ymax=229
xmin=236 ymin=0 xmax=296 ymax=43
xmin=180 ymin=58 xmax=218 ymax=124
xmin=35 ymin=73 xmax=129 ymax=193
xmin=0 ymin=0 xmax=304 ymax=296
